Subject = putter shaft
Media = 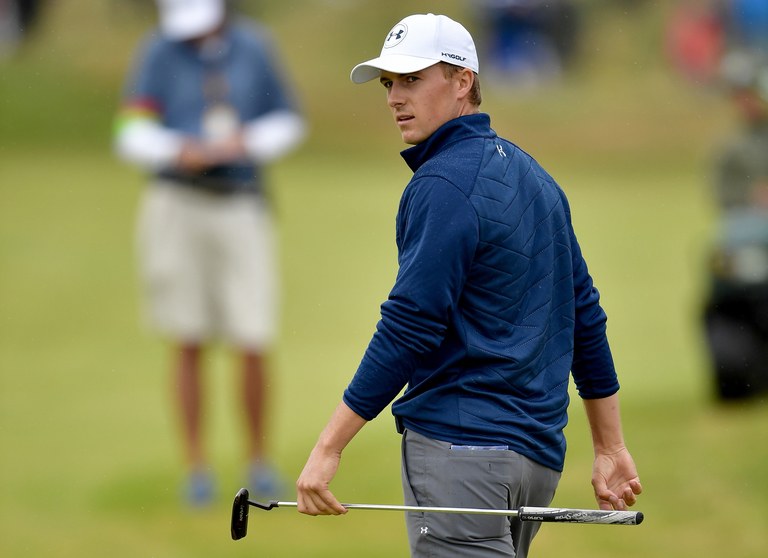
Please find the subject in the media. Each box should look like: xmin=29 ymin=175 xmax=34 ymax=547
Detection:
xmin=263 ymin=499 xmax=643 ymax=524
xmin=276 ymin=500 xmax=520 ymax=516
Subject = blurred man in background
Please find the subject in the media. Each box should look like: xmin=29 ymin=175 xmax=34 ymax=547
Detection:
xmin=703 ymin=50 xmax=768 ymax=400
xmin=714 ymin=51 xmax=768 ymax=210
xmin=723 ymin=0 xmax=768 ymax=59
xmin=0 ymin=0 xmax=45 ymax=59
xmin=297 ymin=13 xmax=641 ymax=557
xmin=665 ymin=0 xmax=725 ymax=87
xmin=470 ymin=0 xmax=581 ymax=88
xmin=114 ymin=0 xmax=305 ymax=505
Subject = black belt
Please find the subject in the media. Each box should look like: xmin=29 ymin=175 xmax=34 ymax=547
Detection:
xmin=156 ymin=173 xmax=260 ymax=196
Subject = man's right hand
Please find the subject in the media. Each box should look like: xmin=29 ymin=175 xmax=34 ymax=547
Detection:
xmin=295 ymin=401 xmax=368 ymax=516
xmin=296 ymin=443 xmax=348 ymax=516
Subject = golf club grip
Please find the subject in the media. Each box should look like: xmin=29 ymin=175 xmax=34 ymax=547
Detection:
xmin=519 ymin=506 xmax=643 ymax=525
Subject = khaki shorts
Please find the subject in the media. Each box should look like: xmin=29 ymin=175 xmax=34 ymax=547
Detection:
xmin=136 ymin=182 xmax=278 ymax=350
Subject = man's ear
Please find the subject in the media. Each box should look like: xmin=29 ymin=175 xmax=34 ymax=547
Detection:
xmin=456 ymin=67 xmax=475 ymax=99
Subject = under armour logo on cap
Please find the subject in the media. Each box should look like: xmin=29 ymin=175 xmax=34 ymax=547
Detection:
xmin=385 ymin=24 xmax=407 ymax=47
xmin=350 ymin=13 xmax=479 ymax=84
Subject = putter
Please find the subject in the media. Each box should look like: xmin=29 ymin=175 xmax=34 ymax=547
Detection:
xmin=231 ymin=487 xmax=643 ymax=540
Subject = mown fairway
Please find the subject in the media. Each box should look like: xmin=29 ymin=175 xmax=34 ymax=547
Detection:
xmin=1 ymin=2 xmax=767 ymax=557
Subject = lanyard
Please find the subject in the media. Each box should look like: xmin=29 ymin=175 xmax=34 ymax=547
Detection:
xmin=198 ymin=36 xmax=239 ymax=143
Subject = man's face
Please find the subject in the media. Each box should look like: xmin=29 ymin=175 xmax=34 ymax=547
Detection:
xmin=380 ymin=64 xmax=470 ymax=145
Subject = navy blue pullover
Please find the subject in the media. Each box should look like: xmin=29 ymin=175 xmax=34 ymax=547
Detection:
xmin=343 ymin=114 xmax=619 ymax=472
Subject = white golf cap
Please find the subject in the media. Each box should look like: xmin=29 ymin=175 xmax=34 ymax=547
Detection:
xmin=156 ymin=0 xmax=225 ymax=41
xmin=350 ymin=13 xmax=479 ymax=84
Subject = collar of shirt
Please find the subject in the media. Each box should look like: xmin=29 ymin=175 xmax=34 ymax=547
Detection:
xmin=400 ymin=113 xmax=494 ymax=172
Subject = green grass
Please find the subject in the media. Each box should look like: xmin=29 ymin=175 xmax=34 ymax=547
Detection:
xmin=2 ymin=1 xmax=768 ymax=557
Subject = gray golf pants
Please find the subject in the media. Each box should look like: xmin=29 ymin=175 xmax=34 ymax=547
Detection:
xmin=401 ymin=429 xmax=561 ymax=557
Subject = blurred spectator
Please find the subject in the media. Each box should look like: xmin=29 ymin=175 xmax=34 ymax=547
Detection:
xmin=713 ymin=50 xmax=768 ymax=210
xmin=0 ymin=0 xmax=44 ymax=59
xmin=702 ymin=50 xmax=768 ymax=400
xmin=114 ymin=0 xmax=306 ymax=505
xmin=723 ymin=0 xmax=768 ymax=58
xmin=665 ymin=0 xmax=725 ymax=86
xmin=470 ymin=0 xmax=581 ymax=88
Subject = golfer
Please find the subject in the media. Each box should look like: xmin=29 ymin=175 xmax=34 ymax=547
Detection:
xmin=297 ymin=13 xmax=642 ymax=557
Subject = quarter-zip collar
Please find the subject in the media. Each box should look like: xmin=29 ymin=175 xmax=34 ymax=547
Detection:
xmin=400 ymin=113 xmax=495 ymax=172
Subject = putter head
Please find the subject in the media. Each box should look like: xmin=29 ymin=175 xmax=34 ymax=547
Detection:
xmin=231 ymin=488 xmax=250 ymax=540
